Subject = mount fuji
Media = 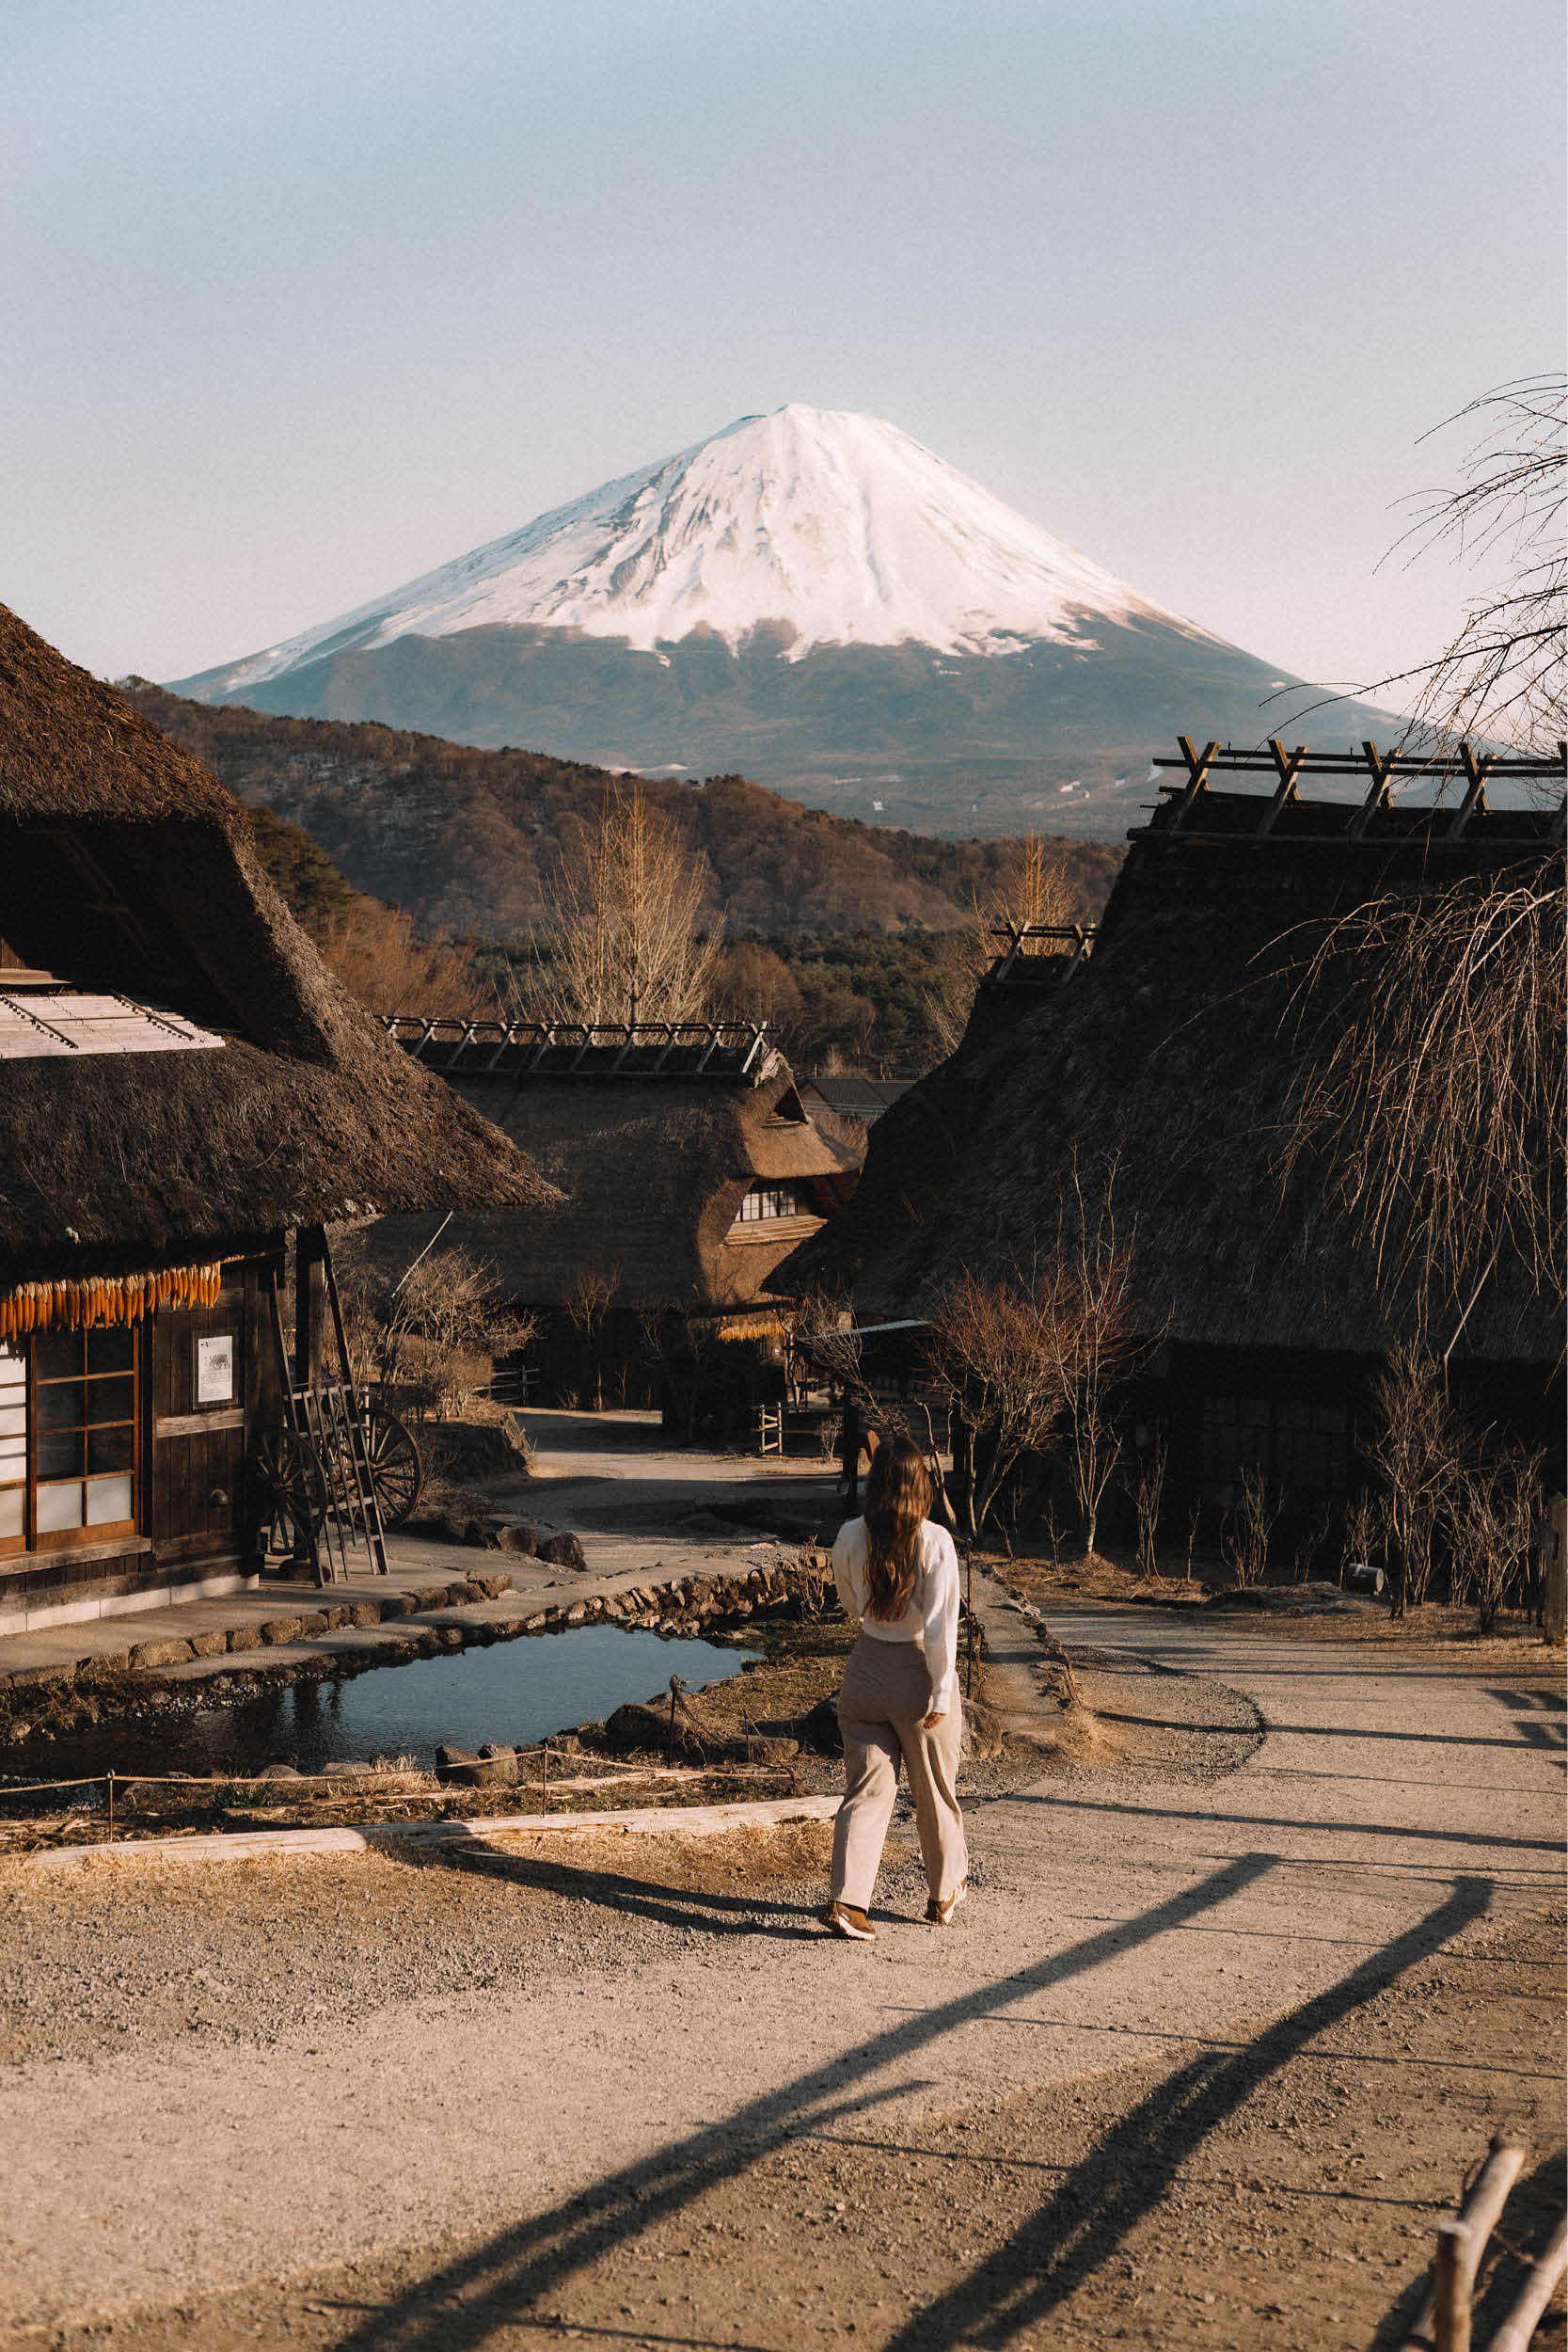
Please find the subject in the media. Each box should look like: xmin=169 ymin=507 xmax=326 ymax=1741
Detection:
xmin=172 ymin=405 xmax=1399 ymax=836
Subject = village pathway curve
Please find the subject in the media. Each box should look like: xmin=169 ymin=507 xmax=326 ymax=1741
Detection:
xmin=0 ymin=1587 xmax=1560 ymax=2328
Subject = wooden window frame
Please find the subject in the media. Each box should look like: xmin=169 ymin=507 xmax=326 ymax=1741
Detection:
xmin=0 ymin=1327 xmax=143 ymax=1558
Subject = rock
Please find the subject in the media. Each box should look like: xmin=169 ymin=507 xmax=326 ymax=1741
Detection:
xmin=296 ymin=1611 xmax=330 ymax=1638
xmin=323 ymin=1760 xmax=372 ymax=1779
xmin=563 ymin=1602 xmax=588 ymax=1627
xmin=536 ymin=1531 xmax=587 ymax=1572
xmin=80 ymin=1648 xmax=132 ymax=1677
xmin=522 ymin=1613 xmax=548 ymax=1632
xmin=130 ymin=1636 xmax=196 ymax=1670
xmin=470 ymin=1572 xmax=514 ymax=1599
xmin=259 ymin=1618 xmax=305 ymax=1646
xmin=477 ymin=1742 xmax=520 ymax=1788
xmin=5 ymin=1661 xmax=72 ymax=1689
xmin=800 ymin=1697 xmax=842 ymax=1756
xmin=495 ymin=1522 xmax=539 ymax=1556
xmin=442 ymin=1580 xmax=483 ymax=1605
xmin=435 ymin=1742 xmax=514 ymax=1788
xmin=346 ymin=1602 xmax=382 ymax=1629
xmin=226 ymin=1625 xmax=266 ymax=1653
xmin=601 ymin=1701 xmax=674 ymax=1756
xmin=186 ymin=1630 xmax=230 ymax=1659
xmin=962 ymin=1700 xmax=1006 ymax=1760
xmin=259 ymin=1761 xmax=304 ymax=1780
xmin=440 ymin=1627 xmax=466 ymax=1649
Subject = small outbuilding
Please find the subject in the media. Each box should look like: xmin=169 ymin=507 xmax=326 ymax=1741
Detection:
xmin=0 ymin=605 xmax=548 ymax=1634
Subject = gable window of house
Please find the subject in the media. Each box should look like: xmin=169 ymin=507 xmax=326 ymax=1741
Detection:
xmin=735 ymin=1183 xmax=814 ymax=1224
xmin=0 ymin=1328 xmax=139 ymax=1554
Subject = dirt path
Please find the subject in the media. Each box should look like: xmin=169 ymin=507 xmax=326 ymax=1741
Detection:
xmin=2 ymin=1537 xmax=1560 ymax=2348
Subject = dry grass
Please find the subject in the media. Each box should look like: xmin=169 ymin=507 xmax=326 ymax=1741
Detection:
xmin=483 ymin=1817 xmax=834 ymax=1895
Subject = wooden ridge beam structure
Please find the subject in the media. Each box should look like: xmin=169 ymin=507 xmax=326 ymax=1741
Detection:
xmin=1148 ymin=736 xmax=1565 ymax=839
xmin=383 ymin=1016 xmax=774 ymax=1081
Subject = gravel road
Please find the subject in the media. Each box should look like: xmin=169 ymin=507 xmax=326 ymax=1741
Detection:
xmin=1 ymin=1567 xmax=1560 ymax=2342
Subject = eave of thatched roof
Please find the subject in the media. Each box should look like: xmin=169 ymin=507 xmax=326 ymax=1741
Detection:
xmin=776 ymin=801 xmax=1563 ymax=1367
xmin=0 ymin=606 xmax=551 ymax=1277
xmin=363 ymin=1065 xmax=857 ymax=1310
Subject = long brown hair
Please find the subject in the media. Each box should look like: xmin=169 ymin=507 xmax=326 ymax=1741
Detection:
xmin=863 ymin=1435 xmax=931 ymax=1620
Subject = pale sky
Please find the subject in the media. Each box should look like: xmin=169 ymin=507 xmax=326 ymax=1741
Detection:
xmin=4 ymin=0 xmax=1561 ymax=699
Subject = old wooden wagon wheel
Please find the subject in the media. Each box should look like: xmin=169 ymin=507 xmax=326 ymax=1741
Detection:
xmin=360 ymin=1403 xmax=422 ymax=1528
xmin=252 ymin=1427 xmax=329 ymax=1559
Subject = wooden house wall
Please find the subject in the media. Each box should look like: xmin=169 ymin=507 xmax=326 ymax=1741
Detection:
xmin=150 ymin=1257 xmax=279 ymax=1570
xmin=0 ymin=1248 xmax=284 ymax=1625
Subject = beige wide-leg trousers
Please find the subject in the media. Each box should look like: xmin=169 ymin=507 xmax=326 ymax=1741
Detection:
xmin=830 ymin=1634 xmax=966 ymax=1912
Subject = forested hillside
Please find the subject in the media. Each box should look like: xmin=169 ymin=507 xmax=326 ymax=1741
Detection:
xmin=124 ymin=685 xmax=1121 ymax=938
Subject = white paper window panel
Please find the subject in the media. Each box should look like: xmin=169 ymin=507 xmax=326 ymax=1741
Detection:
xmin=86 ymin=1474 xmax=134 ymax=1525
xmin=0 ymin=1352 xmax=23 ymax=1388
xmin=0 ymin=1489 xmax=21 ymax=1538
xmin=0 ymin=1434 xmax=24 ymax=1467
xmin=36 ymin=1481 xmax=85 ymax=1533
xmin=0 ymin=1406 xmax=25 ymax=1438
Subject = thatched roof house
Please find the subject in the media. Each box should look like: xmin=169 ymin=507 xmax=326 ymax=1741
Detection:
xmin=777 ymin=746 xmax=1564 ymax=1520
xmin=372 ymin=1019 xmax=858 ymax=1422
xmin=0 ymin=605 xmax=548 ymax=1629
xmin=377 ymin=1019 xmax=857 ymax=1311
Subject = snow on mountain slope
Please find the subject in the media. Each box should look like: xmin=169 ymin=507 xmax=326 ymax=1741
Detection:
xmin=201 ymin=405 xmax=1219 ymax=698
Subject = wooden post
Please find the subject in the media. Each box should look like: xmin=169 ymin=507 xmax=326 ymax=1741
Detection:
xmin=1434 ymin=2220 xmax=1470 ymax=2352
xmin=294 ymin=1226 xmax=327 ymax=1391
xmin=1544 ymin=1493 xmax=1566 ymax=1645
xmin=1489 ymin=2211 xmax=1568 ymax=2352
xmin=1403 ymin=2140 xmax=1528 ymax=2352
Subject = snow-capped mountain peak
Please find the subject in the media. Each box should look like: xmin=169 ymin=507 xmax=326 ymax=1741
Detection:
xmin=204 ymin=405 xmax=1213 ymax=696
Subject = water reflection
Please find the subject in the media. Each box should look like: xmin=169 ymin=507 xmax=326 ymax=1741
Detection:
xmin=7 ymin=1627 xmax=760 ymax=1782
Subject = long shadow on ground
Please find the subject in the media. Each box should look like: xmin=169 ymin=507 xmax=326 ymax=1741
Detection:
xmin=335 ymin=1851 xmax=1279 ymax=2350
xmin=879 ymin=1874 xmax=1492 ymax=2347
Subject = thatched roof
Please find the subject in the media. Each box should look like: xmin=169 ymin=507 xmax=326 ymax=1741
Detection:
xmin=366 ymin=1059 xmax=858 ymax=1311
xmin=0 ymin=605 xmax=551 ymax=1285
xmin=775 ymin=783 xmax=1564 ymax=1366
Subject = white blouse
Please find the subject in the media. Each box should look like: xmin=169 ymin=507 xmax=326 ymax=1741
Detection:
xmin=832 ymin=1516 xmax=961 ymax=1717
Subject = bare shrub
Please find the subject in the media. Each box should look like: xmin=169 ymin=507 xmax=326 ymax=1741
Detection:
xmin=562 ymin=1264 xmax=620 ymax=1412
xmin=1132 ymin=1429 xmax=1169 ymax=1579
xmin=1364 ymin=1341 xmax=1466 ymax=1614
xmin=1291 ymin=1502 xmax=1333 ymax=1586
xmin=1448 ymin=1443 xmax=1545 ymax=1633
xmin=1341 ymin=1489 xmax=1382 ymax=1584
xmin=927 ymin=1169 xmax=1139 ymax=1550
xmin=927 ymin=1266 xmax=1073 ymax=1539
xmin=1223 ymin=1466 xmax=1281 ymax=1589
xmin=336 ymin=1241 xmax=533 ymax=1422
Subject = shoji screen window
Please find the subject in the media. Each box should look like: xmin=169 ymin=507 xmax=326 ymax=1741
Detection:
xmin=0 ymin=1344 xmax=24 ymax=1552
xmin=33 ymin=1327 xmax=137 ymax=1538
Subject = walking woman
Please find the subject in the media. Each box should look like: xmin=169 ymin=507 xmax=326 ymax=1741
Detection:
xmin=825 ymin=1433 xmax=967 ymax=1939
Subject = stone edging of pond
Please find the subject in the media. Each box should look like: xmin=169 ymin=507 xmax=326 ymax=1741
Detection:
xmin=0 ymin=1558 xmax=835 ymax=1751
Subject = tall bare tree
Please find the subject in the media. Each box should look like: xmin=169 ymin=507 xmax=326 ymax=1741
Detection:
xmin=525 ymin=780 xmax=722 ymax=1025
xmin=926 ymin=831 xmax=1080 ymax=1057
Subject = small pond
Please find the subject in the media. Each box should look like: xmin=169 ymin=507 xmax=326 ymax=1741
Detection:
xmin=4 ymin=1628 xmax=763 ymax=1785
